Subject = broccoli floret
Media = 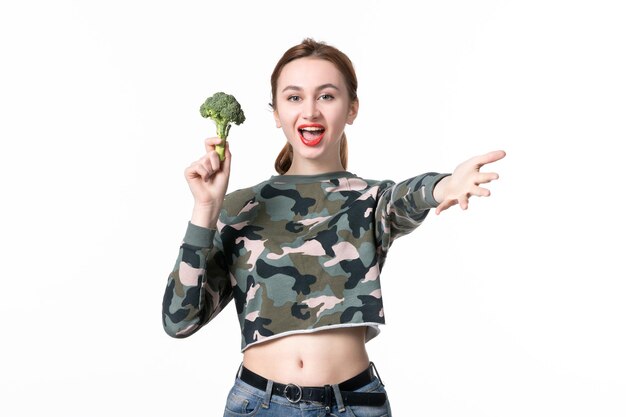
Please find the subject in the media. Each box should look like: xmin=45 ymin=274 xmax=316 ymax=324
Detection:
xmin=199 ymin=92 xmax=246 ymax=160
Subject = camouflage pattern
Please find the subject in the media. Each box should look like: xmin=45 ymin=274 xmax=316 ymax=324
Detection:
xmin=162 ymin=171 xmax=448 ymax=350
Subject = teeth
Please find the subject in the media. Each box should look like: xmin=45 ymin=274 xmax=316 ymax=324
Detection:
xmin=301 ymin=127 xmax=324 ymax=132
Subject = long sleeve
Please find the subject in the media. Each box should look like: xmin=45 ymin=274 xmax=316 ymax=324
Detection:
xmin=162 ymin=222 xmax=233 ymax=338
xmin=375 ymin=172 xmax=449 ymax=255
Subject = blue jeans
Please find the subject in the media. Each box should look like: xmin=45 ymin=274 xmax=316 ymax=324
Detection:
xmin=222 ymin=369 xmax=392 ymax=417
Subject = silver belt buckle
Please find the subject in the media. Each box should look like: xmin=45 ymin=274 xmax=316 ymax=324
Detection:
xmin=283 ymin=383 xmax=303 ymax=403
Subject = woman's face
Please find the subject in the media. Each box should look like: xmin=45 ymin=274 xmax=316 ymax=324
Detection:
xmin=273 ymin=57 xmax=358 ymax=169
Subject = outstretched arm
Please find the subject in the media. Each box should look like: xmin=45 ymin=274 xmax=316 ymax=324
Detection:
xmin=433 ymin=150 xmax=506 ymax=214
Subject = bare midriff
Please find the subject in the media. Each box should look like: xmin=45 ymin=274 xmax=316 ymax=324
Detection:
xmin=242 ymin=326 xmax=371 ymax=386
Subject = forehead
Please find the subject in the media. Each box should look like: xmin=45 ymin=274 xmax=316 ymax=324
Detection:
xmin=277 ymin=57 xmax=344 ymax=89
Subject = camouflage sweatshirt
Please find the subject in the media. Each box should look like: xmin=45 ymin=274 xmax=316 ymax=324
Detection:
xmin=162 ymin=170 xmax=448 ymax=351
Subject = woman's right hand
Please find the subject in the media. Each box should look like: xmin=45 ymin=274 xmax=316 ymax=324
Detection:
xmin=184 ymin=137 xmax=231 ymax=228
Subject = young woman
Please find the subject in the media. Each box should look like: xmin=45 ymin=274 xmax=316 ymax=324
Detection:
xmin=162 ymin=38 xmax=505 ymax=416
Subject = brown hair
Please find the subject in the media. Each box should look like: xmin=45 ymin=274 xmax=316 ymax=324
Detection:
xmin=271 ymin=38 xmax=358 ymax=174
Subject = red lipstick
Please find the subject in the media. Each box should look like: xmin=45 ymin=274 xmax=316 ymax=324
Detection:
xmin=298 ymin=123 xmax=326 ymax=147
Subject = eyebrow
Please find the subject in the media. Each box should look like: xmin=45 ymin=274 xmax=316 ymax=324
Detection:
xmin=281 ymin=83 xmax=340 ymax=93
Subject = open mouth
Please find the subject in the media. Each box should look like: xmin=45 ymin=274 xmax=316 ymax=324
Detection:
xmin=298 ymin=124 xmax=326 ymax=147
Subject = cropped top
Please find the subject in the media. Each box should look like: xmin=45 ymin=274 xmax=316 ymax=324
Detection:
xmin=162 ymin=170 xmax=448 ymax=351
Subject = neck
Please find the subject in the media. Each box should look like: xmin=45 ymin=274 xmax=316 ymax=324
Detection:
xmin=284 ymin=158 xmax=344 ymax=176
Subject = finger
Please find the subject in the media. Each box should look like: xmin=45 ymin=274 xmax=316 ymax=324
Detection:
xmin=199 ymin=165 xmax=212 ymax=182
xmin=474 ymin=150 xmax=506 ymax=168
xmin=199 ymin=155 xmax=215 ymax=174
xmin=435 ymin=199 xmax=455 ymax=215
xmin=204 ymin=137 xmax=222 ymax=153
xmin=185 ymin=163 xmax=209 ymax=182
xmin=474 ymin=172 xmax=499 ymax=184
xmin=465 ymin=150 xmax=506 ymax=170
xmin=207 ymin=150 xmax=221 ymax=173
xmin=458 ymin=196 xmax=469 ymax=210
xmin=184 ymin=165 xmax=199 ymax=180
xmin=471 ymin=185 xmax=491 ymax=197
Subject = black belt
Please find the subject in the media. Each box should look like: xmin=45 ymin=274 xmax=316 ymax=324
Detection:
xmin=238 ymin=364 xmax=387 ymax=407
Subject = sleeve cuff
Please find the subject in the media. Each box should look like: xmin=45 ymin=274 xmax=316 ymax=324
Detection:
xmin=184 ymin=222 xmax=216 ymax=248
xmin=423 ymin=173 xmax=451 ymax=207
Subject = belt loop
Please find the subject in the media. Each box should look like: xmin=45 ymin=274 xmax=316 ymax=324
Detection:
xmin=324 ymin=385 xmax=332 ymax=415
xmin=331 ymin=384 xmax=346 ymax=412
xmin=370 ymin=361 xmax=384 ymax=387
xmin=236 ymin=363 xmax=243 ymax=379
xmin=261 ymin=379 xmax=273 ymax=409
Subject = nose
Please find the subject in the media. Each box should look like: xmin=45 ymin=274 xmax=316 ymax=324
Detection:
xmin=304 ymin=99 xmax=320 ymax=120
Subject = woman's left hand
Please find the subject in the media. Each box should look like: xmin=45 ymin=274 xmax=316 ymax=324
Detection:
xmin=433 ymin=150 xmax=506 ymax=214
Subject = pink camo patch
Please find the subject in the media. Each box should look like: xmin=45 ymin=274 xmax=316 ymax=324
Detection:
xmin=229 ymin=221 xmax=249 ymax=231
xmin=302 ymin=295 xmax=345 ymax=317
xmin=204 ymin=284 xmax=221 ymax=311
xmin=239 ymin=200 xmax=259 ymax=214
xmin=326 ymin=177 xmax=369 ymax=192
xmin=236 ymin=237 xmax=267 ymax=270
xmin=179 ymin=262 xmax=204 ymax=286
xmin=298 ymin=215 xmax=332 ymax=228
xmin=356 ymin=186 xmax=378 ymax=201
xmin=246 ymin=282 xmax=261 ymax=303
xmin=253 ymin=330 xmax=267 ymax=342
xmin=369 ymin=289 xmax=382 ymax=298
xmin=324 ymin=241 xmax=359 ymax=267
xmin=363 ymin=265 xmax=380 ymax=282
xmin=267 ymin=240 xmax=326 ymax=260
xmin=246 ymin=311 xmax=260 ymax=321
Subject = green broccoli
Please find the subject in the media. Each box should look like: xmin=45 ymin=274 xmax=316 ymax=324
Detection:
xmin=199 ymin=91 xmax=246 ymax=161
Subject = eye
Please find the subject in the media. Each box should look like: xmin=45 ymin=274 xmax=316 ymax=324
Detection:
xmin=287 ymin=95 xmax=301 ymax=102
xmin=319 ymin=94 xmax=334 ymax=101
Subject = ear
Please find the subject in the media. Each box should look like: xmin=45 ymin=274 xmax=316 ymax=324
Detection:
xmin=273 ymin=110 xmax=282 ymax=128
xmin=346 ymin=98 xmax=359 ymax=125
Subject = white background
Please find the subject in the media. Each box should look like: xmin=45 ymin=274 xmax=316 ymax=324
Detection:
xmin=1 ymin=1 xmax=625 ymax=416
